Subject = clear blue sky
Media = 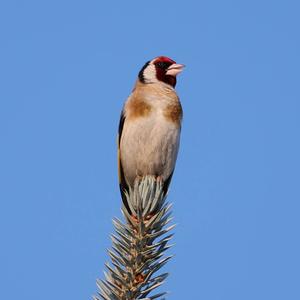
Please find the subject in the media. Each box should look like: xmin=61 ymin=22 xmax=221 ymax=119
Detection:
xmin=1 ymin=1 xmax=299 ymax=299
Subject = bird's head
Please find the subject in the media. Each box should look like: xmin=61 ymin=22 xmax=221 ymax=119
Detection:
xmin=138 ymin=56 xmax=185 ymax=87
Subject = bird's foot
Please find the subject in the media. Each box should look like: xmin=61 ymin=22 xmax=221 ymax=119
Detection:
xmin=130 ymin=213 xmax=154 ymax=224
xmin=155 ymin=175 xmax=164 ymax=184
xmin=131 ymin=214 xmax=139 ymax=223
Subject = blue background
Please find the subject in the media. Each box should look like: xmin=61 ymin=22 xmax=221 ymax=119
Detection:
xmin=1 ymin=1 xmax=299 ymax=299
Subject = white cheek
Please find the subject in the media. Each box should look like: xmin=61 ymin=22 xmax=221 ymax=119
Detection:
xmin=143 ymin=64 xmax=159 ymax=83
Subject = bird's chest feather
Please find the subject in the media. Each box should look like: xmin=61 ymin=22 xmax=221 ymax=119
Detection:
xmin=121 ymin=108 xmax=179 ymax=158
xmin=120 ymin=102 xmax=181 ymax=183
xmin=119 ymin=83 xmax=182 ymax=182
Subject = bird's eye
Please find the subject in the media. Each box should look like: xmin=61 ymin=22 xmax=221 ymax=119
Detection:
xmin=156 ymin=62 xmax=168 ymax=69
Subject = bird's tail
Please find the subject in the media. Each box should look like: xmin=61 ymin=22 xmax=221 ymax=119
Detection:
xmin=119 ymin=184 xmax=132 ymax=215
xmin=119 ymin=173 xmax=174 ymax=216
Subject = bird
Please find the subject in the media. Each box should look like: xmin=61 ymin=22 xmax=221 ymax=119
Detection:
xmin=118 ymin=56 xmax=184 ymax=214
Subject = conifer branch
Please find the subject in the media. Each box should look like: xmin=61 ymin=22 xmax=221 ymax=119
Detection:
xmin=95 ymin=176 xmax=174 ymax=300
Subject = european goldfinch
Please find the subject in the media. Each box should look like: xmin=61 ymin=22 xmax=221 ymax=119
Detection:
xmin=118 ymin=56 xmax=184 ymax=213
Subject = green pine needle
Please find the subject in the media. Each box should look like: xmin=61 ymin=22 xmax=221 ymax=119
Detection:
xmin=94 ymin=176 xmax=174 ymax=300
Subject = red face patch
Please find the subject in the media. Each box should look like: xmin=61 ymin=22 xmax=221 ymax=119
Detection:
xmin=153 ymin=56 xmax=177 ymax=87
xmin=153 ymin=56 xmax=176 ymax=65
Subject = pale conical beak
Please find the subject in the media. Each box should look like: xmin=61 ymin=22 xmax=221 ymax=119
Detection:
xmin=166 ymin=63 xmax=185 ymax=76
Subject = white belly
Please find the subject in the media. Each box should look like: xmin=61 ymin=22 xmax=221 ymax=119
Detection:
xmin=120 ymin=113 xmax=180 ymax=187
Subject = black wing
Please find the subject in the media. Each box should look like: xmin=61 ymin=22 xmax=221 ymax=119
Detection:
xmin=117 ymin=109 xmax=131 ymax=214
